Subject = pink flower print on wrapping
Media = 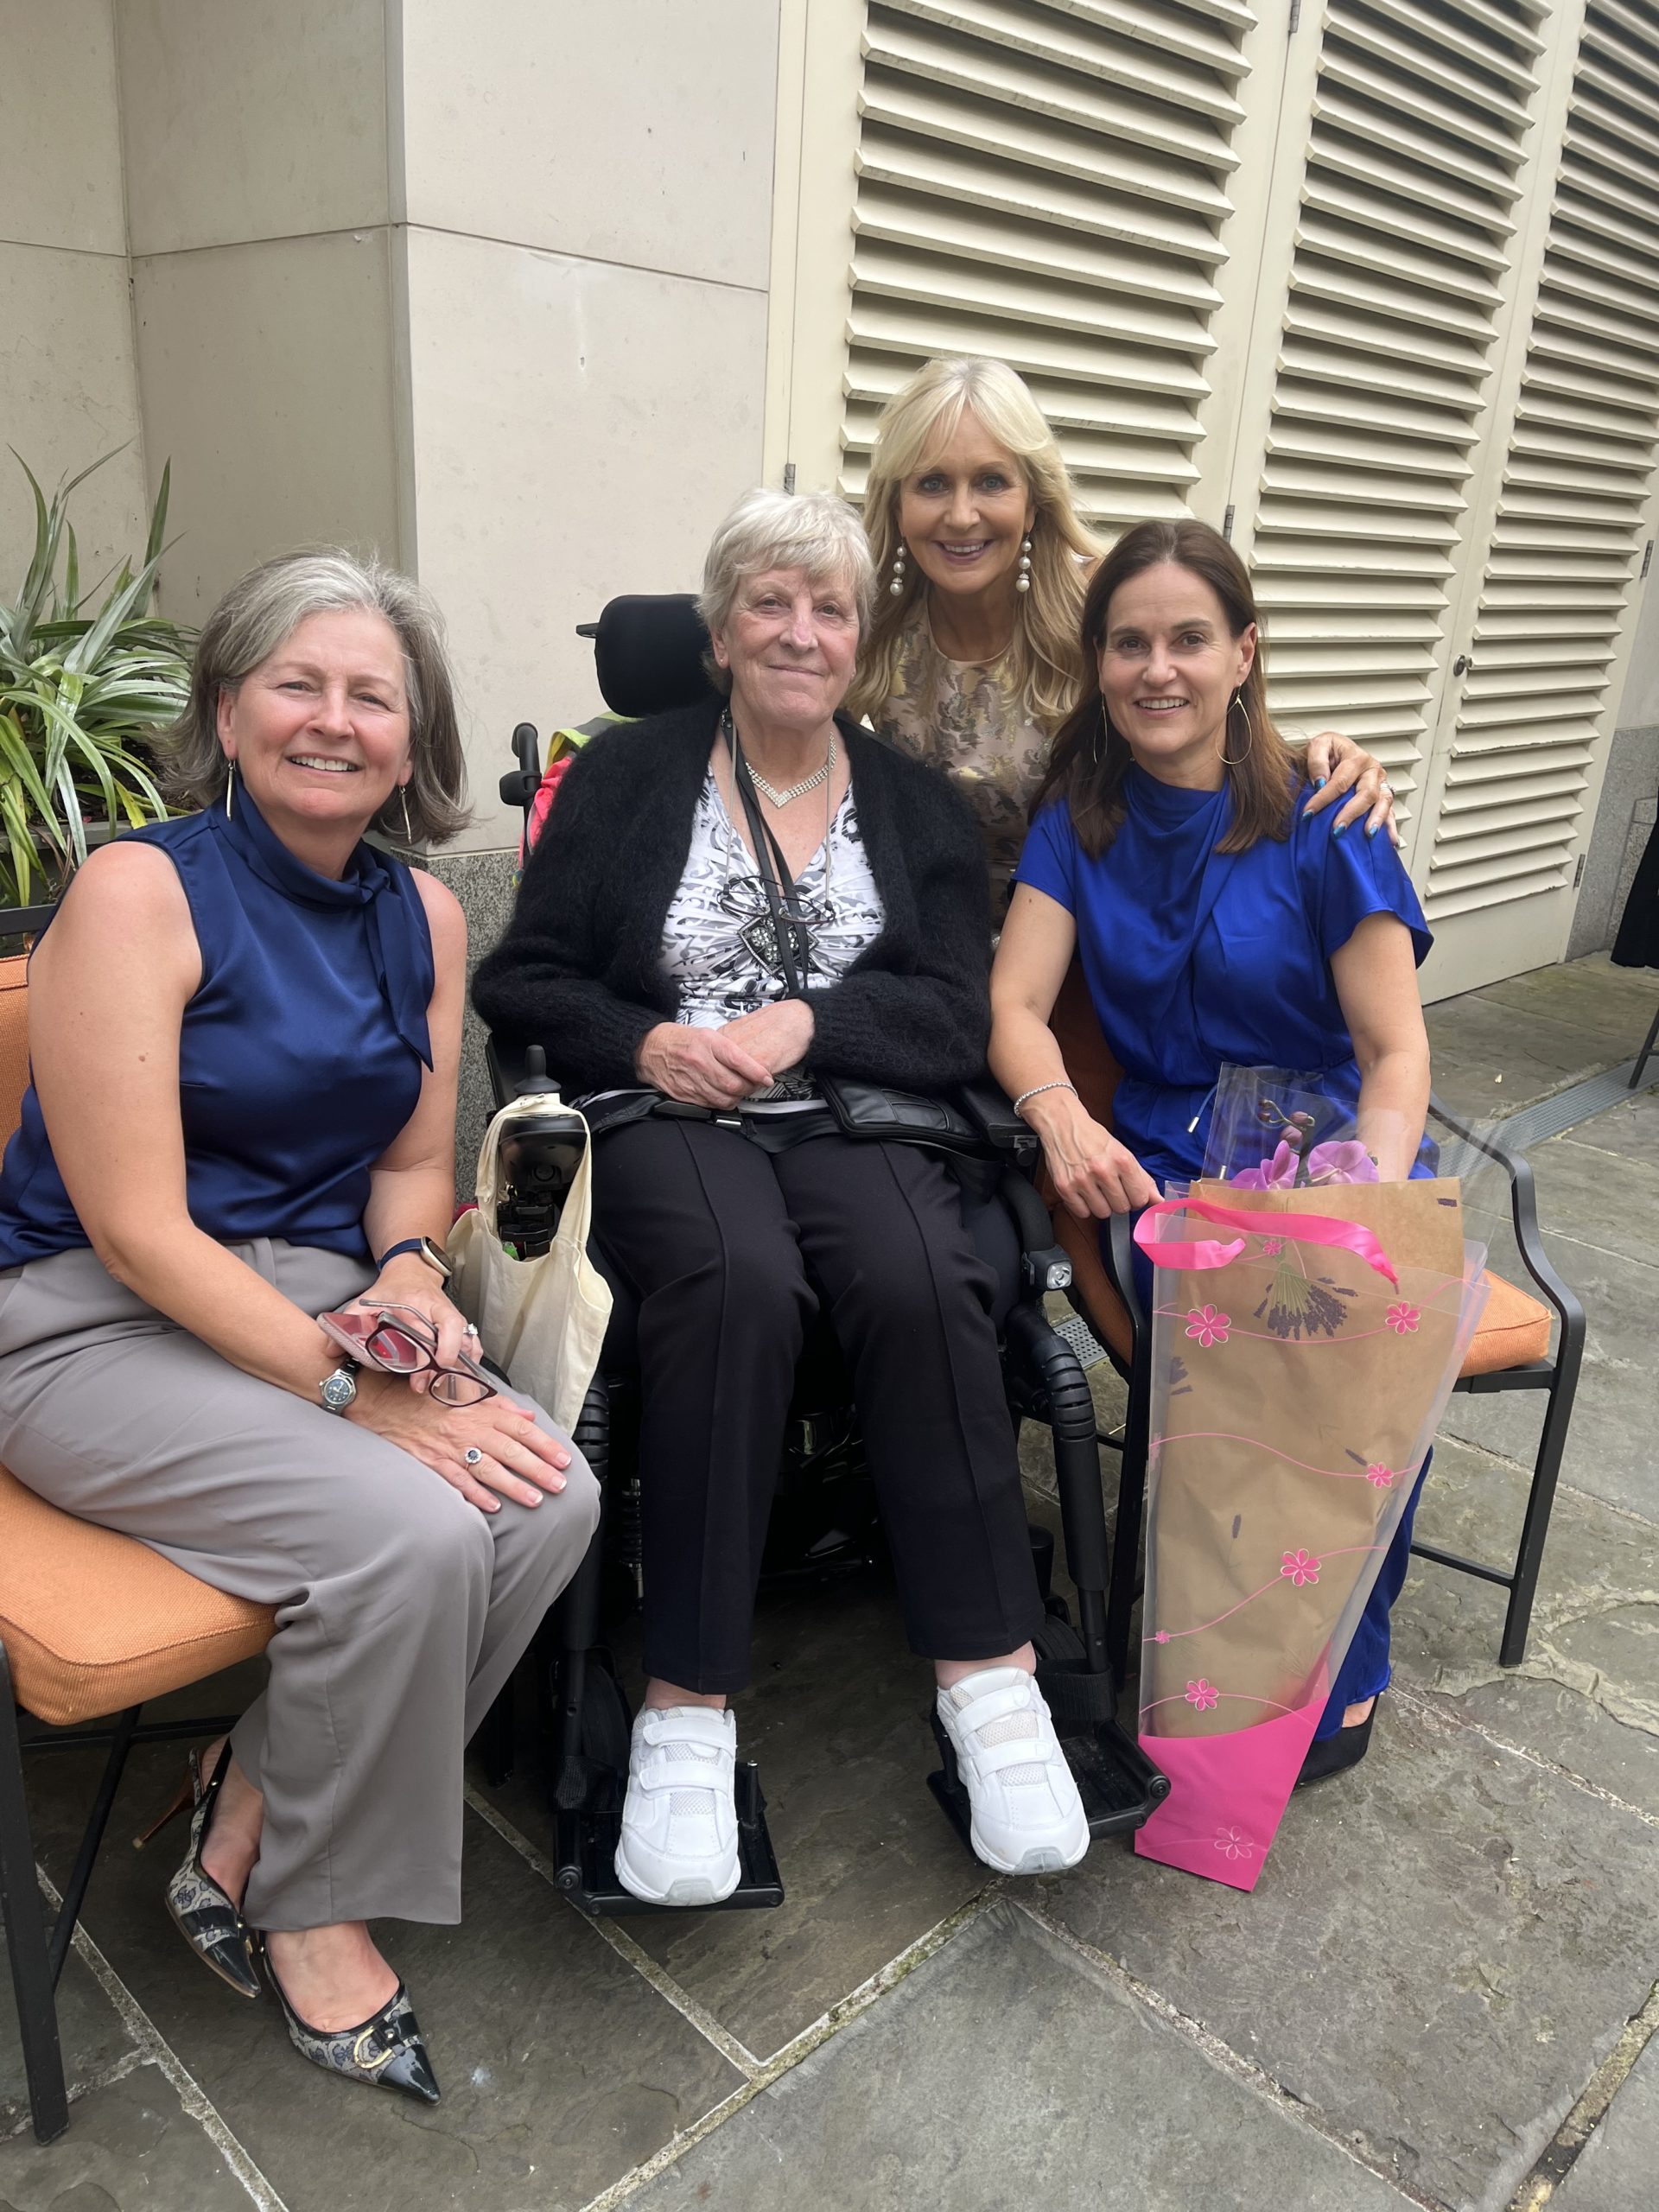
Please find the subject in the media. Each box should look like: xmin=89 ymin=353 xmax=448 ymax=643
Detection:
xmin=1185 ymin=1304 xmax=1230 ymax=1348
xmin=1280 ymin=1549 xmax=1321 ymax=1587
xmin=1259 ymin=1235 xmax=1285 ymax=1257
xmin=1214 ymin=1827 xmax=1254 ymax=1862
xmin=1385 ymin=1302 xmax=1421 ymax=1335
xmin=1365 ymin=1462 xmax=1395 ymax=1489
xmin=1153 ymin=1630 xmax=1171 ymax=1644
xmin=1184 ymin=1679 xmax=1220 ymax=1712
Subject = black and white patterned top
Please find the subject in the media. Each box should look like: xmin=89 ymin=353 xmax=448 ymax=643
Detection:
xmin=661 ymin=767 xmax=886 ymax=1033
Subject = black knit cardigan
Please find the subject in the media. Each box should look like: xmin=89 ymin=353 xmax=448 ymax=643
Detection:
xmin=471 ymin=697 xmax=993 ymax=1095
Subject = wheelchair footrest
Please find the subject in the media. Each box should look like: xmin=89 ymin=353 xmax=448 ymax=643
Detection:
xmin=552 ymin=1760 xmax=785 ymax=1917
xmin=926 ymin=1707 xmax=1168 ymax=1861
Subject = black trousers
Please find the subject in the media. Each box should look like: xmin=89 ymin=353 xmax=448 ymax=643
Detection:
xmin=591 ymin=1119 xmax=1044 ymax=1692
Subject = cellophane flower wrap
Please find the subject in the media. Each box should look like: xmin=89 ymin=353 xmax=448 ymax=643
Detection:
xmin=1131 ymin=1070 xmax=1490 ymax=1891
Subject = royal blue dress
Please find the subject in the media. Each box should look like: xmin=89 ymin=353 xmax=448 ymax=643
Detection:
xmin=1015 ymin=769 xmax=1432 ymax=1736
xmin=0 ymin=788 xmax=435 ymax=1270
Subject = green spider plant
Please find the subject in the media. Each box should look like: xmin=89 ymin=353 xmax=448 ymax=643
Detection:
xmin=0 ymin=448 xmax=190 ymax=912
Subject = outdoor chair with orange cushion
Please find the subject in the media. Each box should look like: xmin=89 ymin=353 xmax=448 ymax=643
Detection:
xmin=1042 ymin=961 xmax=1586 ymax=1684
xmin=0 ymin=953 xmax=276 ymax=2144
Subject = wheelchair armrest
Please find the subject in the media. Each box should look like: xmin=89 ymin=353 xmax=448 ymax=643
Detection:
xmin=957 ymin=1074 xmax=1039 ymax=1169
xmin=1427 ymin=1091 xmax=1586 ymax=1363
xmin=997 ymin=1168 xmax=1073 ymax=1296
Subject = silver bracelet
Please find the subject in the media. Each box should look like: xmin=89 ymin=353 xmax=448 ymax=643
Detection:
xmin=1013 ymin=1079 xmax=1077 ymax=1116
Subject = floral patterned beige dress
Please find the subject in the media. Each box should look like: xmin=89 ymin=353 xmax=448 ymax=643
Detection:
xmin=871 ymin=601 xmax=1051 ymax=913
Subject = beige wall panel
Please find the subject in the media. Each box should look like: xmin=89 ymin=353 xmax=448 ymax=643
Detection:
xmin=1617 ymin=575 xmax=1659 ymax=731
xmin=131 ymin=230 xmax=400 ymax=620
xmin=0 ymin=0 xmax=126 ymax=254
xmin=0 ymin=243 xmax=148 ymax=587
xmin=116 ymin=0 xmax=388 ymax=254
xmin=403 ymin=225 xmax=767 ymax=851
xmin=399 ymin=0 xmax=778 ymax=289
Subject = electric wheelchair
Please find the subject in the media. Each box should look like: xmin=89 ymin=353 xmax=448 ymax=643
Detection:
xmin=478 ymin=595 xmax=1167 ymax=1915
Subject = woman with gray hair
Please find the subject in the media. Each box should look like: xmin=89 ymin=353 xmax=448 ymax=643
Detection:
xmin=474 ymin=488 xmax=1089 ymax=1906
xmin=0 ymin=550 xmax=599 ymax=2100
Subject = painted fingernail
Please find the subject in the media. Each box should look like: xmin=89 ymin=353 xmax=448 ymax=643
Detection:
xmin=1333 ymin=822 xmax=1347 ymax=837
xmin=1367 ymin=823 xmax=1379 ymax=838
xmin=1315 ymin=777 xmax=1328 ymax=791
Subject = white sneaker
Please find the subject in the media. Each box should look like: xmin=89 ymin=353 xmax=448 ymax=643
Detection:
xmin=937 ymin=1667 xmax=1090 ymax=1876
xmin=614 ymin=1705 xmax=741 ymax=1907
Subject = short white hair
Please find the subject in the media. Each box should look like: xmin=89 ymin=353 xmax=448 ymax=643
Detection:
xmin=697 ymin=488 xmax=874 ymax=679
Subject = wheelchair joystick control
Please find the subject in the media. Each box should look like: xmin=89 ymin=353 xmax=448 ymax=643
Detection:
xmin=495 ymin=1047 xmax=588 ymax=1259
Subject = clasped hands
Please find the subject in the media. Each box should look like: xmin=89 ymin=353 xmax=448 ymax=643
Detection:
xmin=636 ymin=999 xmax=816 ymax=1109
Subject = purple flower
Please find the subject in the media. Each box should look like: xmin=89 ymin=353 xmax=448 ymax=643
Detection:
xmin=1306 ymin=1140 xmax=1378 ymax=1185
xmin=1233 ymin=1141 xmax=1299 ymax=1191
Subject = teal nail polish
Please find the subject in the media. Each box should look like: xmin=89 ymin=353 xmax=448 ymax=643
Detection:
xmin=1333 ymin=821 xmax=1347 ymax=837
xmin=1367 ymin=823 xmax=1379 ymax=838
xmin=1316 ymin=777 xmax=1328 ymax=791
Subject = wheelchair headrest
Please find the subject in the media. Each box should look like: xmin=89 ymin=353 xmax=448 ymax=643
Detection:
xmin=582 ymin=594 xmax=715 ymax=718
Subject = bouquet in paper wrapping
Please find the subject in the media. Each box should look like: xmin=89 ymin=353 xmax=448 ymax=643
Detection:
xmin=1132 ymin=1071 xmax=1490 ymax=1891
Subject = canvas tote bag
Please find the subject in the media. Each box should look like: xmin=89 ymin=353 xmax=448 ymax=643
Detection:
xmin=446 ymin=1094 xmax=613 ymax=1433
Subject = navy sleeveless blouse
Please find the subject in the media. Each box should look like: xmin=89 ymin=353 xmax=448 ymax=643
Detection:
xmin=0 ymin=791 xmax=435 ymax=1268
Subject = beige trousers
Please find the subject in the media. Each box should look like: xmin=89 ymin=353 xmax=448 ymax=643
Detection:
xmin=0 ymin=1241 xmax=600 ymax=1929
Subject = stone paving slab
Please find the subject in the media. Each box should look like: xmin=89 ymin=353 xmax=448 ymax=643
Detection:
xmin=626 ymin=1898 xmax=1415 ymax=2212
xmin=1553 ymin=2025 xmax=1659 ymax=2212
xmin=1395 ymin=1435 xmax=1659 ymax=1818
xmin=0 ymin=1910 xmax=137 ymax=2139
xmin=0 ymin=2058 xmax=252 ymax=2210
xmin=1560 ymin=1084 xmax=1659 ymax=1166
xmin=1033 ymin=1693 xmax=1659 ymax=2212
xmin=14 ymin=1736 xmax=742 ymax=2212
xmin=1425 ymin=997 xmax=1633 ymax=1123
xmin=483 ymin=1572 xmax=995 ymax=2065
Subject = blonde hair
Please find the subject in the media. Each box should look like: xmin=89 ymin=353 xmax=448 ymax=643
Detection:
xmin=847 ymin=357 xmax=1103 ymax=734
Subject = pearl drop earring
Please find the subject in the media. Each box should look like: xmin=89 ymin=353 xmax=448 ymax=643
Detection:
xmin=889 ymin=540 xmax=908 ymax=599
xmin=1015 ymin=534 xmax=1033 ymax=594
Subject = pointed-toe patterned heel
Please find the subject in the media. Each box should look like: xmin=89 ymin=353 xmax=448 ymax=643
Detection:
xmin=139 ymin=1745 xmax=263 ymax=1999
xmin=257 ymin=1939 xmax=441 ymax=2106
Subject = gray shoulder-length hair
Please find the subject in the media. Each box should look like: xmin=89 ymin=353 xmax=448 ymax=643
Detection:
xmin=696 ymin=488 xmax=874 ymax=694
xmin=162 ymin=549 xmax=470 ymax=846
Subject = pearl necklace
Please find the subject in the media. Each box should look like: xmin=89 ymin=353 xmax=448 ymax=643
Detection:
xmin=725 ymin=711 xmax=836 ymax=809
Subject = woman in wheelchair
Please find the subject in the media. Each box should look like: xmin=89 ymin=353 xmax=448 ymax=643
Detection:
xmin=845 ymin=354 xmax=1398 ymax=908
xmin=474 ymin=488 xmax=1090 ymax=1904
xmin=0 ymin=553 xmax=599 ymax=2101
xmin=988 ymin=518 xmax=1433 ymax=1786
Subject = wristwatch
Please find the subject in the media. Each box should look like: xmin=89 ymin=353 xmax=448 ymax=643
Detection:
xmin=375 ymin=1235 xmax=452 ymax=1282
xmin=319 ymin=1359 xmax=359 ymax=1415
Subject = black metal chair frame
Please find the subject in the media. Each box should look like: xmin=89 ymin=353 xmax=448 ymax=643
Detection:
xmin=1095 ymin=1092 xmax=1586 ymax=1687
xmin=0 ymin=1643 xmax=243 ymax=2142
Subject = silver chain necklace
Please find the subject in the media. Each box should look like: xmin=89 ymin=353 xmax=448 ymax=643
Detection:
xmin=724 ymin=709 xmax=836 ymax=809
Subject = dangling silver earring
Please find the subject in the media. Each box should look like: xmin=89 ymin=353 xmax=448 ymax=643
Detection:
xmin=224 ymin=760 xmax=237 ymax=819
xmin=1015 ymin=534 xmax=1033 ymax=594
xmin=889 ymin=539 xmax=908 ymax=599
xmin=400 ymin=786 xmax=413 ymax=844
xmin=1218 ymin=687 xmax=1255 ymax=767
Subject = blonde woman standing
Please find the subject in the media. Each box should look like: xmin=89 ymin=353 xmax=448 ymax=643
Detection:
xmin=847 ymin=357 xmax=1396 ymax=907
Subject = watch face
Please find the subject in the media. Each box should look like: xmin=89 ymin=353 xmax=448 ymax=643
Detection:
xmin=419 ymin=1237 xmax=453 ymax=1281
xmin=320 ymin=1367 xmax=358 ymax=1412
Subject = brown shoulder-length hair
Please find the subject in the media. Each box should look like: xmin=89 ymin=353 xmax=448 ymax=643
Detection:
xmin=1031 ymin=518 xmax=1304 ymax=859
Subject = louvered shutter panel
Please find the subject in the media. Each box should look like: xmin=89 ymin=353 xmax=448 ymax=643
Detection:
xmin=836 ymin=0 xmax=1257 ymax=524
xmin=1243 ymin=0 xmax=1549 ymax=821
xmin=1421 ymin=0 xmax=1659 ymax=948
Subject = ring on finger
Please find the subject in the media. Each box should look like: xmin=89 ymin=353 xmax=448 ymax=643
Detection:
xmin=463 ymin=1446 xmax=484 ymax=1467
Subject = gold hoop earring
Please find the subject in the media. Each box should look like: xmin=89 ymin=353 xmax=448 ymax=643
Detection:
xmin=400 ymin=786 xmax=413 ymax=844
xmin=224 ymin=760 xmax=237 ymax=819
xmin=1096 ymin=699 xmax=1111 ymax=763
xmin=1218 ymin=687 xmax=1255 ymax=767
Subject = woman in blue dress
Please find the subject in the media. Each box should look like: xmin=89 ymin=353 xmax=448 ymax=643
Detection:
xmin=988 ymin=518 xmax=1433 ymax=1785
